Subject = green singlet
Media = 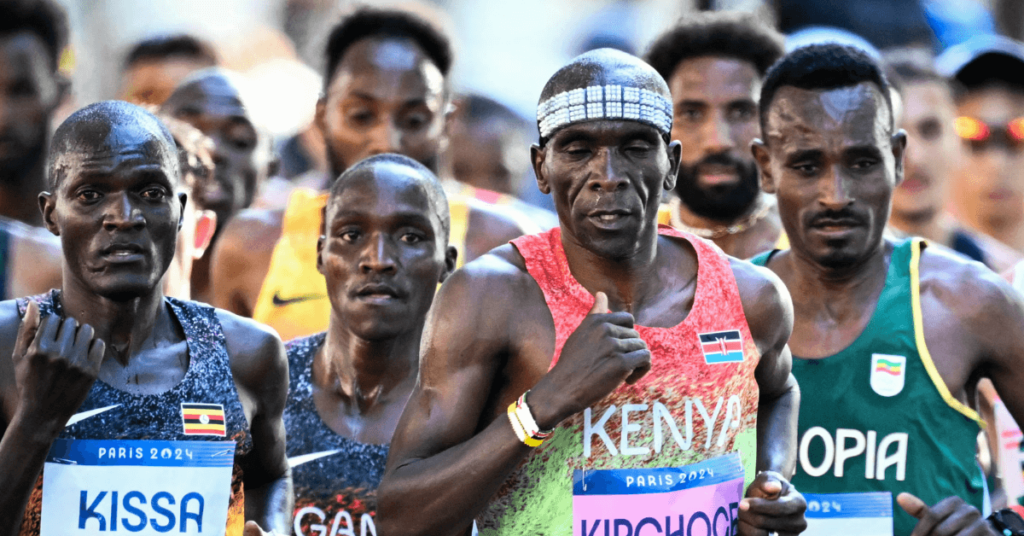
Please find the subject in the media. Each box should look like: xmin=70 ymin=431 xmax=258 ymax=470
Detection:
xmin=752 ymin=239 xmax=985 ymax=536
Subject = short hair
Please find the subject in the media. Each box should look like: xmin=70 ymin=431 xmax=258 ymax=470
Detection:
xmin=123 ymin=34 xmax=218 ymax=71
xmin=760 ymin=43 xmax=894 ymax=136
xmin=456 ymin=94 xmax=530 ymax=131
xmin=881 ymin=47 xmax=948 ymax=94
xmin=0 ymin=0 xmax=68 ymax=71
xmin=329 ymin=153 xmax=450 ymax=241
xmin=48 ymin=101 xmax=177 ymax=190
xmin=645 ymin=11 xmax=784 ymax=83
xmin=323 ymin=7 xmax=453 ymax=90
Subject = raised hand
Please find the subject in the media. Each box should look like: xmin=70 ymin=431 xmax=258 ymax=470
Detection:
xmin=737 ymin=471 xmax=807 ymax=536
xmin=528 ymin=291 xmax=651 ymax=430
xmin=898 ymin=492 xmax=996 ymax=536
xmin=11 ymin=301 xmax=106 ymax=441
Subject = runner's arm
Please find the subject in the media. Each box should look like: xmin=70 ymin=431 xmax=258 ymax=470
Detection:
xmin=0 ymin=301 xmax=45 ymax=536
xmin=377 ymin=257 xmax=533 ymax=536
xmin=220 ymin=311 xmax=293 ymax=533
xmin=738 ymin=261 xmax=799 ymax=477
xmin=955 ymin=263 xmax=1024 ymax=430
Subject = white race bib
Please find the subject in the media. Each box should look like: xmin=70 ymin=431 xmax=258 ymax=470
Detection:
xmin=41 ymin=439 xmax=236 ymax=536
xmin=803 ymin=491 xmax=893 ymax=536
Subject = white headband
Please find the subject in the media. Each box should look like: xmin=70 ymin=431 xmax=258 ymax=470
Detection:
xmin=537 ymin=84 xmax=673 ymax=140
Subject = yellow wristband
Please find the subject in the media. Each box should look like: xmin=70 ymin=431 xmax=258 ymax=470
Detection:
xmin=508 ymin=402 xmax=544 ymax=447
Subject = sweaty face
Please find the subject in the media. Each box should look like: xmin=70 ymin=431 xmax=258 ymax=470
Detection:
xmin=893 ymin=81 xmax=959 ymax=221
xmin=318 ymin=163 xmax=448 ymax=340
xmin=538 ymin=120 xmax=677 ymax=259
xmin=448 ymin=117 xmax=530 ymax=195
xmin=164 ymin=76 xmax=267 ymax=230
xmin=669 ymin=57 xmax=761 ymax=221
xmin=0 ymin=32 xmax=61 ymax=174
xmin=47 ymin=124 xmax=182 ymax=301
xmin=760 ymin=83 xmax=902 ymax=269
xmin=320 ymin=38 xmax=446 ymax=177
xmin=120 ymin=58 xmax=213 ymax=106
xmin=952 ymin=86 xmax=1024 ymax=230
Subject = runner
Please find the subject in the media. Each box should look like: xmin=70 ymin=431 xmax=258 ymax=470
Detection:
xmin=118 ymin=34 xmax=219 ymax=106
xmin=883 ymin=50 xmax=1022 ymax=272
xmin=286 ymin=153 xmax=455 ymax=536
xmin=0 ymin=101 xmax=291 ymax=535
xmin=162 ymin=68 xmax=277 ymax=302
xmin=645 ymin=11 xmax=787 ymax=258
xmin=750 ymin=43 xmax=1024 ymax=535
xmin=157 ymin=114 xmax=218 ymax=301
xmin=378 ymin=48 xmax=806 ymax=536
xmin=210 ymin=7 xmax=529 ymax=341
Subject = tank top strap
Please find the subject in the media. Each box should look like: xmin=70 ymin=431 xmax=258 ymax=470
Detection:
xmin=16 ymin=289 xmax=61 ymax=318
xmin=165 ymin=296 xmax=230 ymax=366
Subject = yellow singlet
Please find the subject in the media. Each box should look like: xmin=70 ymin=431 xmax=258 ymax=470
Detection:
xmin=656 ymin=204 xmax=789 ymax=253
xmin=252 ymin=188 xmax=473 ymax=341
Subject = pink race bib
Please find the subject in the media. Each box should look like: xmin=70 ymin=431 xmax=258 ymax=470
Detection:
xmin=572 ymin=454 xmax=745 ymax=536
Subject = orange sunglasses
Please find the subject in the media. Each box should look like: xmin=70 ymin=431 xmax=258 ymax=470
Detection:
xmin=954 ymin=116 xmax=1024 ymax=147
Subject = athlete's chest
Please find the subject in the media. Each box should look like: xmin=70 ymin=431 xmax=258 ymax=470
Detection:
xmin=96 ymin=340 xmax=191 ymax=395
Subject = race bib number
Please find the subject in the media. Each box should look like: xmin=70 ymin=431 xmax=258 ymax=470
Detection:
xmin=572 ymin=454 xmax=744 ymax=536
xmin=41 ymin=439 xmax=236 ymax=536
xmin=803 ymin=491 xmax=893 ymax=536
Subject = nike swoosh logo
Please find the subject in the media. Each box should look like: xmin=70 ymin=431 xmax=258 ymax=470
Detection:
xmin=272 ymin=292 xmax=328 ymax=307
xmin=288 ymin=449 xmax=341 ymax=468
xmin=66 ymin=405 xmax=120 ymax=428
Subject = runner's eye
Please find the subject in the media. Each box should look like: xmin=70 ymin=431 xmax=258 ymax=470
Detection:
xmin=77 ymin=190 xmax=101 ymax=202
xmin=141 ymin=187 xmax=167 ymax=200
xmin=339 ymin=230 xmax=360 ymax=242
xmin=400 ymin=232 xmax=424 ymax=244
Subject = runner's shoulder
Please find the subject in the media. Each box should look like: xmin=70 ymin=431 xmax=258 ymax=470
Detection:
xmin=463 ymin=196 xmax=535 ymax=241
xmin=215 ymin=308 xmax=287 ymax=387
xmin=918 ymin=241 xmax=1021 ymax=324
xmin=728 ymin=256 xmax=794 ymax=350
xmin=436 ymin=243 xmax=539 ymax=315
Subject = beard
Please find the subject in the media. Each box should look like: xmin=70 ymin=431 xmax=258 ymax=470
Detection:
xmin=674 ymin=152 xmax=761 ymax=222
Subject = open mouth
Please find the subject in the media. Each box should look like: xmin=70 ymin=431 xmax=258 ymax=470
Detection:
xmin=100 ymin=243 xmax=146 ymax=262
xmin=588 ymin=209 xmax=632 ymax=224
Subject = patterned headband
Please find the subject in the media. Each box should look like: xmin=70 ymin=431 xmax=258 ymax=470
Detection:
xmin=537 ymin=85 xmax=673 ymax=140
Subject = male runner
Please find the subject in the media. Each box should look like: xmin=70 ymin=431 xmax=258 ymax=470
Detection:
xmin=158 ymin=114 xmax=218 ymax=300
xmin=0 ymin=101 xmax=291 ymax=535
xmin=444 ymin=93 xmax=558 ymax=229
xmin=0 ymin=0 xmax=66 ymax=301
xmin=162 ymin=68 xmax=277 ymax=302
xmin=378 ymin=48 xmax=806 ymax=536
xmin=938 ymin=36 xmax=1024 ymax=253
xmin=645 ymin=11 xmax=786 ymax=259
xmin=210 ymin=7 xmax=529 ymax=341
xmin=750 ymin=43 xmax=1024 ymax=535
xmin=884 ymin=52 xmax=1022 ymax=272
xmin=286 ymin=154 xmax=456 ymax=536
xmin=119 ymin=34 xmax=219 ymax=106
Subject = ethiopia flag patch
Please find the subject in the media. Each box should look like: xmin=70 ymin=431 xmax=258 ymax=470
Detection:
xmin=181 ymin=403 xmax=226 ymax=436
xmin=870 ymin=354 xmax=906 ymax=397
xmin=697 ymin=330 xmax=744 ymax=364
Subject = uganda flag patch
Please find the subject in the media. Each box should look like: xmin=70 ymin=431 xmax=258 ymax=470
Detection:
xmin=181 ymin=403 xmax=226 ymax=436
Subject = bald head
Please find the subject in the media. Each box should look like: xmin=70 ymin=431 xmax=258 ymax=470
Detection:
xmin=48 ymin=100 xmax=178 ymax=191
xmin=162 ymin=67 xmax=252 ymax=113
xmin=329 ymin=153 xmax=450 ymax=241
xmin=538 ymin=48 xmax=673 ymax=144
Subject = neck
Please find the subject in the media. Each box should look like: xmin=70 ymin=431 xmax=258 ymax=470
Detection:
xmin=889 ymin=207 xmax=950 ymax=245
xmin=316 ymin=317 xmax=420 ymax=415
xmin=674 ymin=193 xmax=767 ymax=230
xmin=59 ymin=278 xmax=165 ymax=368
xmin=785 ymin=240 xmax=890 ymax=308
xmin=560 ymin=225 xmax=660 ymax=313
xmin=0 ymin=149 xmax=47 ymax=226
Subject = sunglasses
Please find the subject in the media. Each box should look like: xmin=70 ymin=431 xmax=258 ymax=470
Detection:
xmin=954 ymin=116 xmax=1024 ymax=149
